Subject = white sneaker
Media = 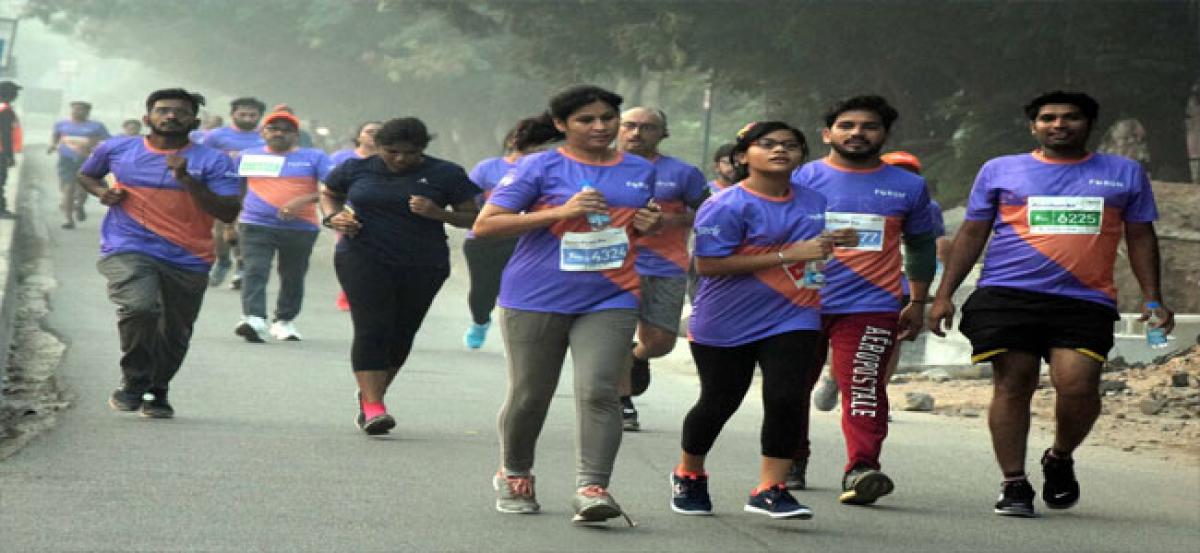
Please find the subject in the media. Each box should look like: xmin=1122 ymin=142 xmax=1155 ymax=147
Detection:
xmin=270 ymin=319 xmax=301 ymax=341
xmin=235 ymin=315 xmax=269 ymax=343
xmin=812 ymin=375 xmax=839 ymax=412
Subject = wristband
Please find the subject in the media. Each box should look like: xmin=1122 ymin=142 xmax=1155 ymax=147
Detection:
xmin=777 ymin=250 xmax=786 ymax=265
xmin=321 ymin=212 xmax=339 ymax=229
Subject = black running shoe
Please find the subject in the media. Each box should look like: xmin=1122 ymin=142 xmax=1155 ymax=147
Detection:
xmin=839 ymin=466 xmax=894 ymax=505
xmin=744 ymin=485 xmax=813 ymax=519
xmin=994 ymin=479 xmax=1037 ymax=517
xmin=1041 ymin=449 xmax=1080 ymax=509
xmin=670 ymin=471 xmax=713 ymax=515
xmin=108 ymin=389 xmax=143 ymax=412
xmin=621 ymin=396 xmax=640 ymax=432
xmin=785 ymin=459 xmax=807 ymax=490
xmin=140 ymin=390 xmax=174 ymax=419
xmin=362 ymin=413 xmax=395 ymax=435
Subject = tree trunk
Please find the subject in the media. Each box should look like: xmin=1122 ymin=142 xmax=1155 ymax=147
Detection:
xmin=1137 ymin=93 xmax=1193 ymax=182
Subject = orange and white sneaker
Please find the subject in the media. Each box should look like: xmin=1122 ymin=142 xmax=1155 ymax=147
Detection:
xmin=493 ymin=471 xmax=539 ymax=514
xmin=572 ymin=485 xmax=636 ymax=526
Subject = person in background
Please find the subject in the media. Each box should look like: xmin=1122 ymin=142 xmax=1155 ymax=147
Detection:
xmin=271 ymin=104 xmax=314 ymax=148
xmin=329 ymin=120 xmax=383 ymax=312
xmin=49 ymin=100 xmax=110 ymax=229
xmin=0 ymin=80 xmax=23 ymax=218
xmin=120 ymin=119 xmax=143 ymax=137
xmin=707 ymin=143 xmax=737 ymax=195
xmin=203 ymin=97 xmax=266 ymax=289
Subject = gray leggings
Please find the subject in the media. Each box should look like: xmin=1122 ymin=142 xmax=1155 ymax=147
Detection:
xmin=497 ymin=307 xmax=638 ymax=488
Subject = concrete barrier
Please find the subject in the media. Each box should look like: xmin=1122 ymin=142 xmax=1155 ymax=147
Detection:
xmin=0 ymin=155 xmax=24 ymax=405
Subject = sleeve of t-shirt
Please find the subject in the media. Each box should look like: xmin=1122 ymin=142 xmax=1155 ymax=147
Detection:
xmin=79 ymin=139 xmax=115 ymax=178
xmin=692 ymin=198 xmax=746 ymax=258
xmin=929 ymin=200 xmax=946 ymax=237
xmin=1122 ymin=163 xmax=1158 ymax=223
xmin=204 ymin=153 xmax=240 ymax=197
xmin=902 ymin=178 xmax=936 ymax=236
xmin=487 ymin=155 xmax=542 ymax=212
xmin=443 ymin=164 xmax=483 ymax=206
xmin=323 ymin=162 xmax=352 ymax=196
xmin=681 ymin=164 xmax=708 ymax=208
xmin=315 ymin=152 xmax=335 ymax=182
xmin=468 ymin=160 xmax=490 ymax=188
xmin=964 ymin=162 xmax=998 ymax=222
xmin=95 ymin=123 xmax=111 ymax=140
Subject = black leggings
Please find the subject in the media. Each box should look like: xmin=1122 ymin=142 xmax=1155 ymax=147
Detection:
xmin=334 ymin=250 xmax=448 ymax=372
xmin=682 ymin=330 xmax=823 ymax=459
xmin=462 ymin=236 xmax=518 ymax=325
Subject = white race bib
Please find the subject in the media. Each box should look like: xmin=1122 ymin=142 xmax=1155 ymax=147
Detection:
xmin=1027 ymin=196 xmax=1103 ymax=234
xmin=238 ymin=154 xmax=286 ymax=177
xmin=825 ymin=212 xmax=886 ymax=251
xmin=560 ymin=227 xmax=630 ymax=271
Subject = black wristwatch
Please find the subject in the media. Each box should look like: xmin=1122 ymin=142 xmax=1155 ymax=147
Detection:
xmin=321 ymin=212 xmax=338 ymax=229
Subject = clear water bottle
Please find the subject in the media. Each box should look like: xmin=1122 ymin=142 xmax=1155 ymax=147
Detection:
xmin=580 ymin=181 xmax=610 ymax=230
xmin=1145 ymin=301 xmax=1170 ymax=349
xmin=801 ymin=260 xmax=825 ymax=289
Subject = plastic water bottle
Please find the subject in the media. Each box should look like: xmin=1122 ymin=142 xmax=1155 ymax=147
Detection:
xmin=1146 ymin=301 xmax=1170 ymax=349
xmin=801 ymin=260 xmax=825 ymax=289
xmin=580 ymin=181 xmax=610 ymax=230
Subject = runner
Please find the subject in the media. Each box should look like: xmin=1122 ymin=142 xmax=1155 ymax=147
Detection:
xmin=233 ymin=110 xmax=333 ymax=343
xmin=810 ymin=150 xmax=947 ymax=410
xmin=461 ymin=116 xmax=558 ymax=349
xmin=271 ymin=104 xmax=314 ymax=148
xmin=0 ymin=81 xmax=22 ymax=218
xmin=320 ymin=117 xmax=479 ymax=435
xmin=928 ymin=90 xmax=1173 ymax=517
xmin=49 ymin=101 xmax=110 ymax=229
xmin=329 ymin=120 xmax=382 ymax=311
xmin=120 ymin=119 xmax=143 ymax=137
xmin=76 ymin=88 xmax=240 ymax=419
xmin=615 ymin=106 xmax=707 ymax=431
xmin=707 ymin=143 xmax=736 ymax=195
xmin=202 ymin=97 xmax=267 ymax=289
xmin=670 ymin=121 xmax=849 ymax=519
xmin=790 ymin=95 xmax=938 ymax=504
xmin=472 ymin=85 xmax=661 ymax=525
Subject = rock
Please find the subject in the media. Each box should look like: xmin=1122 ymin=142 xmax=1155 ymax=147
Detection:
xmin=920 ymin=369 xmax=952 ymax=383
xmin=1139 ymin=398 xmax=1169 ymax=416
xmin=1115 ymin=412 xmax=1126 ymax=419
xmin=1122 ymin=445 xmax=1136 ymax=452
xmin=959 ymin=408 xmax=981 ymax=418
xmin=889 ymin=374 xmax=910 ymax=384
xmin=1171 ymin=372 xmax=1191 ymax=388
xmin=903 ymin=392 xmax=935 ymax=412
xmin=1099 ymin=380 xmax=1128 ymax=394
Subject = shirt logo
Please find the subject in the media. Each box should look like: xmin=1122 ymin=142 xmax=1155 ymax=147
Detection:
xmin=808 ymin=214 xmax=825 ymax=221
xmin=1088 ymin=178 xmax=1125 ymax=188
xmin=874 ymin=189 xmax=906 ymax=199
xmin=497 ymin=173 xmax=516 ymax=187
xmin=625 ymin=180 xmax=648 ymax=190
xmin=695 ymin=225 xmax=721 ymax=237
xmin=657 ymin=180 xmax=677 ymax=189
xmin=286 ymin=161 xmax=312 ymax=168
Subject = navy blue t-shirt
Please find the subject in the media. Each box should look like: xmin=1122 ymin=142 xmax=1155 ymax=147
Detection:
xmin=324 ymin=155 xmax=480 ymax=268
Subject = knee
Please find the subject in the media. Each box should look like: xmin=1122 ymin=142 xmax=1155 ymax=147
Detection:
xmin=1055 ymin=377 xmax=1100 ymax=399
xmin=639 ymin=328 xmax=677 ymax=358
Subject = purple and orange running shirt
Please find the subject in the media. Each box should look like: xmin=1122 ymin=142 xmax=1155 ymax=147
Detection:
xmin=792 ymin=158 xmax=935 ymax=315
xmin=330 ymin=148 xmax=365 ymax=167
xmin=635 ymin=155 xmax=708 ymax=277
xmin=706 ymin=179 xmax=731 ymax=196
xmin=201 ymin=126 xmax=264 ymax=157
xmin=237 ymin=146 xmax=334 ymax=232
xmin=466 ymin=156 xmax=517 ymax=239
xmin=689 ymin=184 xmax=827 ymax=347
xmin=53 ymin=120 xmax=110 ymax=162
xmin=965 ymin=151 xmax=1157 ymax=310
xmin=487 ymin=148 xmax=656 ymax=314
xmin=80 ymin=136 xmax=239 ymax=272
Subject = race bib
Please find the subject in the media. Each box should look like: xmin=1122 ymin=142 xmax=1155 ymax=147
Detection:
xmin=560 ymin=227 xmax=629 ymax=271
xmin=238 ymin=154 xmax=286 ymax=177
xmin=1027 ymin=196 xmax=1103 ymax=234
xmin=825 ymin=212 xmax=885 ymax=251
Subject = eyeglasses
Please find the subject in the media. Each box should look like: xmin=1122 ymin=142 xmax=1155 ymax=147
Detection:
xmin=620 ymin=122 xmax=661 ymax=132
xmin=151 ymin=106 xmax=195 ymax=117
xmin=263 ymin=125 xmax=297 ymax=133
xmin=752 ymin=138 xmax=804 ymax=152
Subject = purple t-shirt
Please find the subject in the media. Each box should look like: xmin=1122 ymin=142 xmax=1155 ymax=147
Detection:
xmin=237 ymin=146 xmax=334 ymax=231
xmin=636 ymin=155 xmax=708 ymax=277
xmin=792 ymin=159 xmax=935 ymax=314
xmin=965 ymin=151 xmax=1157 ymax=309
xmin=707 ymin=179 xmax=732 ymax=196
xmin=330 ymin=148 xmax=365 ymax=167
xmin=689 ymin=184 xmax=827 ymax=347
xmin=201 ymin=126 xmax=264 ymax=156
xmin=80 ymin=136 xmax=239 ymax=272
xmin=54 ymin=120 xmax=111 ymax=162
xmin=487 ymin=148 xmax=656 ymax=314
xmin=467 ymin=156 xmax=517 ymax=239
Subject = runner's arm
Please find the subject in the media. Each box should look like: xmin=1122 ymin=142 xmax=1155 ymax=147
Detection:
xmin=927 ymin=219 xmax=991 ymax=336
xmin=168 ymin=157 xmax=239 ymax=223
xmin=472 ymin=189 xmax=604 ymax=238
xmin=1126 ymin=222 xmax=1174 ymax=333
xmin=695 ymin=238 xmax=832 ymax=276
xmin=410 ymin=196 xmax=478 ymax=229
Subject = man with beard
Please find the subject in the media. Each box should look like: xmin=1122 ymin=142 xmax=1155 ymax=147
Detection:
xmin=790 ymin=95 xmax=938 ymax=505
xmin=202 ymin=97 xmax=267 ymax=289
xmin=707 ymin=143 xmax=736 ymax=195
xmin=77 ymin=88 xmax=240 ymax=418
xmin=233 ymin=110 xmax=333 ymax=343
xmin=929 ymin=91 xmax=1171 ymax=517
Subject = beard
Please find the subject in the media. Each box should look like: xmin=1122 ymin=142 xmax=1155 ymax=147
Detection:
xmin=830 ymin=140 xmax=882 ymax=161
xmin=233 ymin=120 xmax=259 ymax=131
xmin=149 ymin=122 xmax=189 ymax=139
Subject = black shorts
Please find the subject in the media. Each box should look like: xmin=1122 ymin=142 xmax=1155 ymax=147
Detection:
xmin=958 ymin=286 xmax=1118 ymax=364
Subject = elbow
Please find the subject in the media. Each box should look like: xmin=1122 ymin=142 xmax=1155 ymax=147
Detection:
xmin=471 ymin=218 xmax=494 ymax=238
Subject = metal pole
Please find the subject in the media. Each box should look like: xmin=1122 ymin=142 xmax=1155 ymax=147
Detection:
xmin=700 ymin=81 xmax=713 ymax=168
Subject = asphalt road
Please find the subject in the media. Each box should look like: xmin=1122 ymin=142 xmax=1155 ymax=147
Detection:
xmin=1 ymin=154 xmax=1197 ymax=552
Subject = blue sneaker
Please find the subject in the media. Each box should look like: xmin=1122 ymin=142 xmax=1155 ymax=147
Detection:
xmin=744 ymin=485 xmax=814 ymax=519
xmin=670 ymin=471 xmax=713 ymax=515
xmin=464 ymin=320 xmax=490 ymax=349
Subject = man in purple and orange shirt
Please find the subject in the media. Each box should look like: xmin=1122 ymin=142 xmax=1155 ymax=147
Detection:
xmin=202 ymin=97 xmax=266 ymax=289
xmin=930 ymin=91 xmax=1173 ymax=518
xmin=78 ymin=88 xmax=240 ymax=419
xmin=233 ymin=110 xmax=334 ymax=343
xmin=791 ymin=95 xmax=938 ymax=505
xmin=616 ymin=107 xmax=707 ymax=431
xmin=50 ymin=101 xmax=110 ymax=229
